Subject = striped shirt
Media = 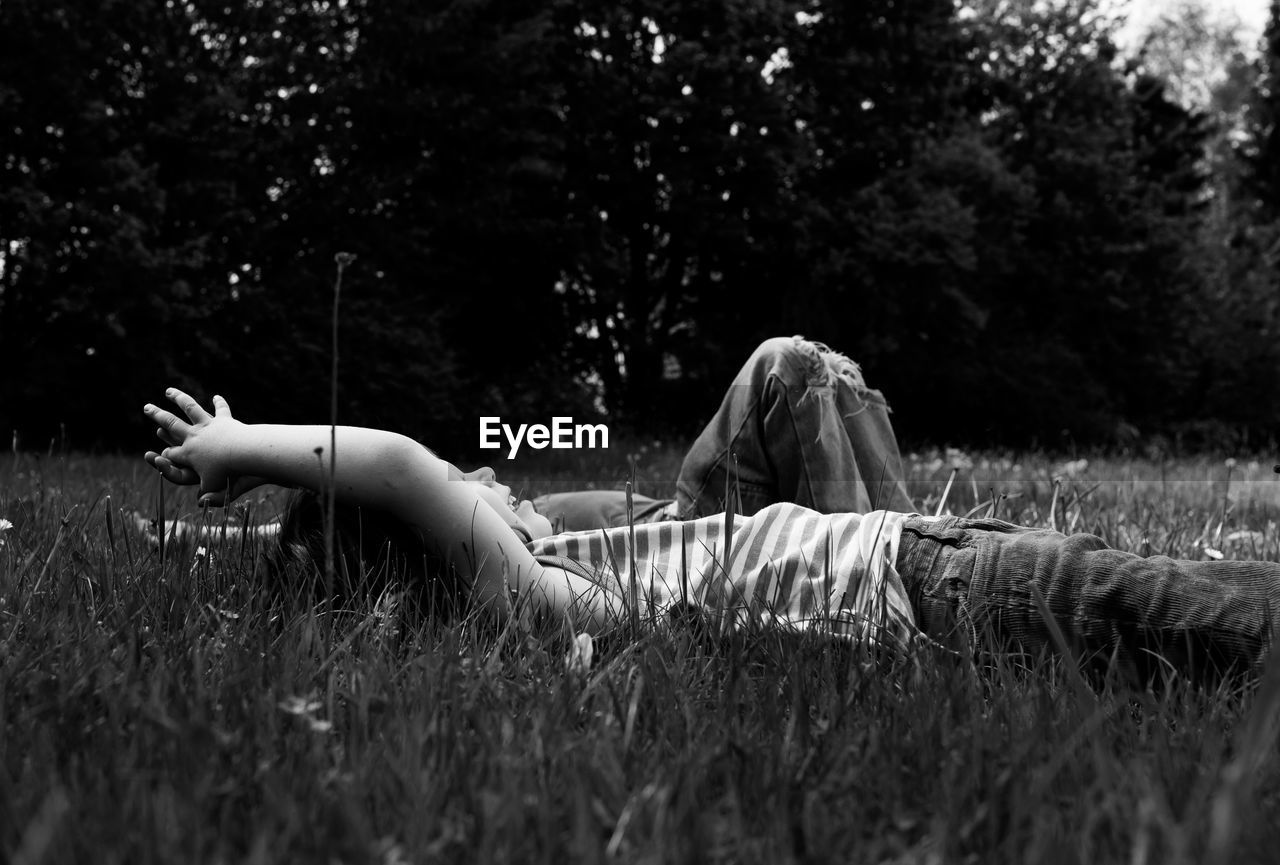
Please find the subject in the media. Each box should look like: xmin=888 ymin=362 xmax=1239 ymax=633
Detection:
xmin=527 ymin=502 xmax=917 ymax=646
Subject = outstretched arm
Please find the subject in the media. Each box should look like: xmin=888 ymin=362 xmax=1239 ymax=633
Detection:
xmin=143 ymin=389 xmax=621 ymax=630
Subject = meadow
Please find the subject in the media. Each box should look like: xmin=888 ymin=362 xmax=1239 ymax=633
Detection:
xmin=3 ymin=443 xmax=1280 ymax=864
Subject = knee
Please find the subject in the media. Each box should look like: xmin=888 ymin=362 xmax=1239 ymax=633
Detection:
xmin=747 ymin=336 xmax=829 ymax=382
xmin=731 ymin=336 xmax=810 ymax=389
xmin=747 ymin=336 xmax=803 ymax=367
xmin=765 ymin=335 xmax=869 ymax=393
xmin=738 ymin=336 xmax=876 ymax=403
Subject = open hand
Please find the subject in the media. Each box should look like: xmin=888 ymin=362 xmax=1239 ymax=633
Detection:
xmin=143 ymin=389 xmax=253 ymax=506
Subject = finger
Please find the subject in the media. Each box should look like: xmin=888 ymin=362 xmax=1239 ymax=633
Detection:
xmin=212 ymin=394 xmax=234 ymax=419
xmin=198 ymin=492 xmax=225 ymax=508
xmin=146 ymin=451 xmax=200 ymax=486
xmin=155 ymin=425 xmax=181 ymax=447
xmin=144 ymin=402 xmax=190 ymax=439
xmin=155 ymin=456 xmax=199 ymax=485
xmin=166 ymin=387 xmax=212 ymax=425
xmin=147 ymin=449 xmax=180 ymax=470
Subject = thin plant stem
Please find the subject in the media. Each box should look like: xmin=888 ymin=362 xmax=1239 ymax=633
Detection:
xmin=325 ymin=252 xmax=355 ymax=598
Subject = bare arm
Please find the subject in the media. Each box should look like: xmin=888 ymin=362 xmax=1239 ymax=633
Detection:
xmin=143 ymin=389 xmax=621 ymax=631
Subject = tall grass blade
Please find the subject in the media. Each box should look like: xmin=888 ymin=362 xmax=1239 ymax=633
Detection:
xmin=1029 ymin=581 xmax=1096 ymax=706
xmin=1207 ymin=651 xmax=1280 ymax=863
xmin=935 ymin=468 xmax=957 ymax=518
xmin=626 ymin=480 xmax=639 ymax=635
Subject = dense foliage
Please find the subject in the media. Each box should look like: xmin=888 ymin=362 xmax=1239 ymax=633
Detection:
xmin=2 ymin=0 xmax=1278 ymax=452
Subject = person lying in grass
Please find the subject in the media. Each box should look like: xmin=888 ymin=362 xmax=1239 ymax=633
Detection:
xmin=148 ymin=337 xmax=914 ymax=538
xmin=143 ymin=338 xmax=1280 ymax=684
xmin=144 ymin=338 xmax=918 ymax=643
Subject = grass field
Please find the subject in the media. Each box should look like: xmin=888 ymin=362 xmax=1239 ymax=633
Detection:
xmin=4 ymin=444 xmax=1280 ymax=864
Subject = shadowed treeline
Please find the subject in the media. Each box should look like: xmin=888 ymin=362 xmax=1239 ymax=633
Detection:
xmin=3 ymin=0 xmax=1280 ymax=451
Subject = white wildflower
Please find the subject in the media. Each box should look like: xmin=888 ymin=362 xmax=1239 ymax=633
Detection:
xmin=1203 ymin=547 xmax=1224 ymax=561
xmin=279 ymin=695 xmax=322 ymax=715
xmin=945 ymin=447 xmax=974 ymax=472
xmin=279 ymin=694 xmax=332 ymax=734
xmin=0 ymin=517 xmax=10 ymax=548
xmin=188 ymin=545 xmax=208 ymax=576
xmin=565 ymin=632 xmax=594 ymax=675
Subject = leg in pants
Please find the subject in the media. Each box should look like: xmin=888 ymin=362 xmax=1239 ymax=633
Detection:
xmin=676 ymin=336 xmax=913 ymax=518
xmin=898 ymin=515 xmax=1280 ymax=683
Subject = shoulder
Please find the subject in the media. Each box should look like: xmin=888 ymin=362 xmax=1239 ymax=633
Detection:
xmin=532 ymin=490 xmax=673 ymax=532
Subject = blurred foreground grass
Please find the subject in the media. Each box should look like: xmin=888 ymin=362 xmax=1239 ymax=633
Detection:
xmin=3 ymin=444 xmax=1280 ymax=864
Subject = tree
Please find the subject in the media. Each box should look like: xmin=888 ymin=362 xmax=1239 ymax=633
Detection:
xmin=0 ymin=0 xmax=1261 ymax=449
xmin=962 ymin=0 xmax=1212 ymax=438
xmin=0 ymin=0 xmax=266 ymax=446
xmin=543 ymin=0 xmax=814 ymax=428
xmin=1138 ymin=0 xmax=1253 ymax=111
xmin=1243 ymin=0 xmax=1280 ymax=218
xmin=775 ymin=0 xmax=988 ymax=430
xmin=776 ymin=0 xmax=1214 ymax=442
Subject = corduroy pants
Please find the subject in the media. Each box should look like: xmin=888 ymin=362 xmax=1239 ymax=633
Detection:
xmin=897 ymin=514 xmax=1280 ymax=681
